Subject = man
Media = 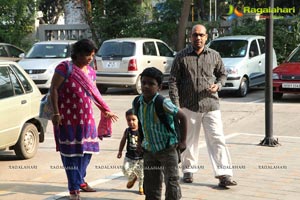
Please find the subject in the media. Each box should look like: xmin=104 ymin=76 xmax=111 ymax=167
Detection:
xmin=169 ymin=24 xmax=237 ymax=188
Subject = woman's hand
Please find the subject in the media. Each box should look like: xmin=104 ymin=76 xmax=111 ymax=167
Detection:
xmin=51 ymin=114 xmax=62 ymax=126
xmin=105 ymin=111 xmax=119 ymax=122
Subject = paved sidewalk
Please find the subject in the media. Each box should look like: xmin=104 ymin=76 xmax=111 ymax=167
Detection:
xmin=47 ymin=133 xmax=300 ymax=200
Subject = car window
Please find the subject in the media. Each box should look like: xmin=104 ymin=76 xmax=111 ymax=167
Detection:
xmin=26 ymin=44 xmax=70 ymax=58
xmin=0 ymin=45 xmax=8 ymax=57
xmin=97 ymin=42 xmax=135 ymax=57
xmin=257 ymin=39 xmax=265 ymax=54
xmin=249 ymin=40 xmax=259 ymax=57
xmin=209 ymin=40 xmax=248 ymax=58
xmin=7 ymin=45 xmax=24 ymax=57
xmin=157 ymin=42 xmax=173 ymax=57
xmin=143 ymin=42 xmax=157 ymax=56
xmin=287 ymin=46 xmax=300 ymax=62
xmin=11 ymin=64 xmax=32 ymax=92
xmin=0 ymin=67 xmax=14 ymax=99
xmin=8 ymin=66 xmax=25 ymax=95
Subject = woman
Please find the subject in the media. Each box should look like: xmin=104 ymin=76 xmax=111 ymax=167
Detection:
xmin=50 ymin=39 xmax=118 ymax=200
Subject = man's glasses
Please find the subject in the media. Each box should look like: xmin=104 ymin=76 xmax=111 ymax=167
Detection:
xmin=192 ymin=33 xmax=206 ymax=38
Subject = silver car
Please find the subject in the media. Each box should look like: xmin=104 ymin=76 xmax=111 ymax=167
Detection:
xmin=95 ymin=38 xmax=175 ymax=94
xmin=0 ymin=61 xmax=46 ymax=159
xmin=18 ymin=40 xmax=76 ymax=90
xmin=208 ymin=35 xmax=277 ymax=97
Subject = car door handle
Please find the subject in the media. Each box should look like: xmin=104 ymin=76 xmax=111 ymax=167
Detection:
xmin=163 ymin=61 xmax=167 ymax=64
xmin=147 ymin=61 xmax=151 ymax=63
xmin=21 ymin=100 xmax=27 ymax=104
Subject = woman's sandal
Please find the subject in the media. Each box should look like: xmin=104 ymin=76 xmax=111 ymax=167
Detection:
xmin=183 ymin=172 xmax=193 ymax=183
xmin=218 ymin=175 xmax=237 ymax=188
xmin=80 ymin=182 xmax=96 ymax=192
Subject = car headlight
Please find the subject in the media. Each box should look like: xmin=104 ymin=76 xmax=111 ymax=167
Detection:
xmin=226 ymin=67 xmax=238 ymax=75
xmin=272 ymin=73 xmax=279 ymax=80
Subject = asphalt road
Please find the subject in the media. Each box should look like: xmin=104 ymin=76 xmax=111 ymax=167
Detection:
xmin=0 ymin=87 xmax=300 ymax=200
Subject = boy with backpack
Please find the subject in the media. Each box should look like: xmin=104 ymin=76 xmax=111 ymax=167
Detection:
xmin=133 ymin=67 xmax=187 ymax=200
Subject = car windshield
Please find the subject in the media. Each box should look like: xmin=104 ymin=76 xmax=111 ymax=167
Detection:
xmin=97 ymin=41 xmax=135 ymax=57
xmin=25 ymin=44 xmax=70 ymax=58
xmin=209 ymin=40 xmax=248 ymax=58
xmin=287 ymin=47 xmax=300 ymax=62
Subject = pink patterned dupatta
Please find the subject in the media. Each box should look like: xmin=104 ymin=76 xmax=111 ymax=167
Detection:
xmin=70 ymin=63 xmax=112 ymax=138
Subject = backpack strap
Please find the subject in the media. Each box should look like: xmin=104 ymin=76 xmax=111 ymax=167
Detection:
xmin=154 ymin=95 xmax=173 ymax=133
xmin=133 ymin=95 xmax=144 ymax=142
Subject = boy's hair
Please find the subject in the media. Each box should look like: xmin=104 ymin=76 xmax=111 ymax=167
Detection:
xmin=125 ymin=108 xmax=134 ymax=116
xmin=140 ymin=67 xmax=163 ymax=85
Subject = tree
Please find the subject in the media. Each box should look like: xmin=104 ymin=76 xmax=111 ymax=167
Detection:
xmin=90 ymin=0 xmax=145 ymax=45
xmin=38 ymin=0 xmax=64 ymax=24
xmin=177 ymin=0 xmax=192 ymax=50
xmin=0 ymin=0 xmax=36 ymax=49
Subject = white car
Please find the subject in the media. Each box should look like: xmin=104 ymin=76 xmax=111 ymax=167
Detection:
xmin=208 ymin=35 xmax=277 ymax=97
xmin=95 ymin=38 xmax=175 ymax=94
xmin=18 ymin=40 xmax=76 ymax=91
xmin=0 ymin=61 xmax=46 ymax=159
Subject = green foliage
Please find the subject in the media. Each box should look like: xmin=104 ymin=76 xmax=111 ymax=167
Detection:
xmin=91 ymin=0 xmax=145 ymax=44
xmin=90 ymin=0 xmax=181 ymax=49
xmin=230 ymin=17 xmax=300 ymax=64
xmin=0 ymin=0 xmax=37 ymax=49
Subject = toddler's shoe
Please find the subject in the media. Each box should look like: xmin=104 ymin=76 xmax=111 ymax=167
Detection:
xmin=126 ymin=175 xmax=137 ymax=189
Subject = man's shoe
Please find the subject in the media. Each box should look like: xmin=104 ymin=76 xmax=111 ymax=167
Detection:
xmin=126 ymin=175 xmax=137 ymax=189
xmin=183 ymin=172 xmax=193 ymax=183
xmin=218 ymin=175 xmax=237 ymax=188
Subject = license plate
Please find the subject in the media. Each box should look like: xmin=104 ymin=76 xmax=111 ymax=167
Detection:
xmin=104 ymin=61 xmax=119 ymax=69
xmin=29 ymin=74 xmax=38 ymax=79
xmin=282 ymin=83 xmax=300 ymax=88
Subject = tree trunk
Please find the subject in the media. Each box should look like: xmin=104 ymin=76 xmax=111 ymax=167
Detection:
xmin=176 ymin=0 xmax=192 ymax=51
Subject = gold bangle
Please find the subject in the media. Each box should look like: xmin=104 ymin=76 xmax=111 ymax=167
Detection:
xmin=53 ymin=113 xmax=60 ymax=116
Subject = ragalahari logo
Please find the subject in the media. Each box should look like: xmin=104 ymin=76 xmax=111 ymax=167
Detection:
xmin=227 ymin=5 xmax=243 ymax=21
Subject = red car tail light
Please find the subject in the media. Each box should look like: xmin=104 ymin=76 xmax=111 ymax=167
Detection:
xmin=128 ymin=59 xmax=138 ymax=71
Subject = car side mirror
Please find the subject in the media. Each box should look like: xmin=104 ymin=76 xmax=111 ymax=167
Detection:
xmin=249 ymin=51 xmax=255 ymax=58
xmin=19 ymin=53 xmax=25 ymax=58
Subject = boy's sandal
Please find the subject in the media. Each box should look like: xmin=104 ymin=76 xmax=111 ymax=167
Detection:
xmin=183 ymin=172 xmax=193 ymax=183
xmin=218 ymin=176 xmax=237 ymax=187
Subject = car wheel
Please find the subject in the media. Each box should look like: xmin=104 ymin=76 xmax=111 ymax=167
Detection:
xmin=134 ymin=75 xmax=142 ymax=95
xmin=237 ymin=77 xmax=249 ymax=97
xmin=273 ymin=92 xmax=283 ymax=100
xmin=97 ymin=84 xmax=108 ymax=94
xmin=14 ymin=123 xmax=39 ymax=159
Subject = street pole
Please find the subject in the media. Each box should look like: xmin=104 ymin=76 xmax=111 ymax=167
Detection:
xmin=209 ymin=0 xmax=212 ymax=21
xmin=259 ymin=0 xmax=280 ymax=147
xmin=215 ymin=0 xmax=217 ymax=21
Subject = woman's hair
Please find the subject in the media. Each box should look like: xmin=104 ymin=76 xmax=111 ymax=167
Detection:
xmin=140 ymin=67 xmax=163 ymax=85
xmin=71 ymin=39 xmax=98 ymax=60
